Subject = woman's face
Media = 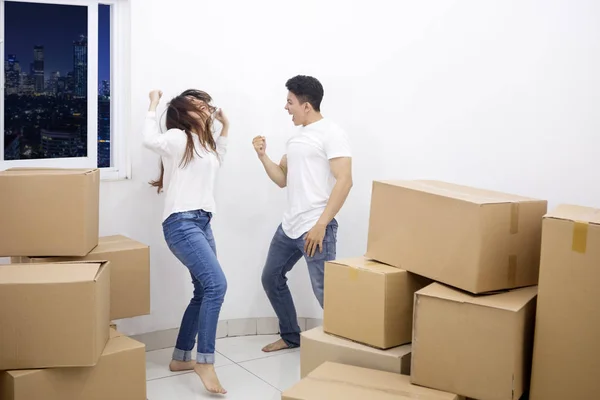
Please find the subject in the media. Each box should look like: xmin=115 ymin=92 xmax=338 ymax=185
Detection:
xmin=186 ymin=95 xmax=215 ymax=121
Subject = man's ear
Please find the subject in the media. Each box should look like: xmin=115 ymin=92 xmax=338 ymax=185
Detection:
xmin=303 ymin=102 xmax=313 ymax=113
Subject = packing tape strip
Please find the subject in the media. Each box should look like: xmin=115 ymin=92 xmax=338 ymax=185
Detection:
xmin=572 ymin=221 xmax=589 ymax=254
xmin=508 ymin=255 xmax=517 ymax=287
xmin=510 ymin=203 xmax=519 ymax=234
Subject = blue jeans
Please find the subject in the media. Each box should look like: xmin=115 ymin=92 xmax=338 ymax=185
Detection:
xmin=162 ymin=210 xmax=227 ymax=364
xmin=261 ymin=220 xmax=338 ymax=347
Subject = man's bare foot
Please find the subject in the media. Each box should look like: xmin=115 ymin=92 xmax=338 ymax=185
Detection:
xmin=169 ymin=359 xmax=196 ymax=372
xmin=261 ymin=338 xmax=291 ymax=353
xmin=195 ymin=363 xmax=227 ymax=394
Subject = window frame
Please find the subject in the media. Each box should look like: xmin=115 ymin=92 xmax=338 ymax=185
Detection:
xmin=0 ymin=0 xmax=131 ymax=180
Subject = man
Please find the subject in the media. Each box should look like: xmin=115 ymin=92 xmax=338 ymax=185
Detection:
xmin=252 ymin=75 xmax=353 ymax=352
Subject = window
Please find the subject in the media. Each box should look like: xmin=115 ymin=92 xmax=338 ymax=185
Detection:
xmin=0 ymin=0 xmax=130 ymax=179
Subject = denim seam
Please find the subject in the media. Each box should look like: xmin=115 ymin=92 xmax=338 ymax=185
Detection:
xmin=181 ymin=230 xmax=218 ymax=356
xmin=272 ymin=243 xmax=303 ymax=348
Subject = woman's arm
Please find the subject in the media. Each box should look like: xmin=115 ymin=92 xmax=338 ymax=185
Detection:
xmin=142 ymin=90 xmax=172 ymax=157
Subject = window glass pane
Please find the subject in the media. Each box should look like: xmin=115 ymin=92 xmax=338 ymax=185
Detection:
xmin=4 ymin=1 xmax=88 ymax=161
xmin=98 ymin=3 xmax=110 ymax=168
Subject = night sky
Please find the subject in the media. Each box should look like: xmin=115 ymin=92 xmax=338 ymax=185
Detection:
xmin=5 ymin=1 xmax=110 ymax=86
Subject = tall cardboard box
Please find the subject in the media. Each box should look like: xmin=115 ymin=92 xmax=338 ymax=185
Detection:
xmin=0 ymin=329 xmax=147 ymax=400
xmin=301 ymin=326 xmax=411 ymax=378
xmin=366 ymin=180 xmax=547 ymax=293
xmin=324 ymin=257 xmax=430 ymax=349
xmin=283 ymin=362 xmax=463 ymax=400
xmin=411 ymin=283 xmax=537 ymax=400
xmin=530 ymin=205 xmax=600 ymax=400
xmin=12 ymin=235 xmax=151 ymax=320
xmin=0 ymin=168 xmax=99 ymax=257
xmin=0 ymin=261 xmax=110 ymax=370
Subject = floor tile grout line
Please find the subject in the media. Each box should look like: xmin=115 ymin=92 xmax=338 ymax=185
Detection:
xmin=233 ymin=359 xmax=283 ymax=393
xmin=145 ymin=344 xmax=298 ymax=387
xmin=216 ymin=350 xmax=236 ymax=365
xmin=146 ymin=371 xmax=194 ymax=382
xmin=145 ymin=362 xmax=284 ymax=394
xmin=145 ymin=362 xmax=236 ymax=382
xmin=218 ymin=349 xmax=300 ymax=365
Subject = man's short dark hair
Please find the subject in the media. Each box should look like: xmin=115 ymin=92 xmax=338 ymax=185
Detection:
xmin=285 ymin=75 xmax=324 ymax=112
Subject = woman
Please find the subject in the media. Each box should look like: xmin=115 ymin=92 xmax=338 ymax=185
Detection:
xmin=143 ymin=89 xmax=229 ymax=395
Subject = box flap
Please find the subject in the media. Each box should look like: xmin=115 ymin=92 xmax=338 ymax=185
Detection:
xmin=109 ymin=328 xmax=123 ymax=339
xmin=0 ymin=262 xmax=104 ymax=285
xmin=328 ymin=257 xmax=405 ymax=275
xmin=6 ymin=370 xmax=39 ymax=379
xmin=92 ymin=235 xmax=149 ymax=253
xmin=545 ymin=204 xmax=600 ymax=225
xmin=288 ymin=362 xmax=459 ymax=400
xmin=91 ymin=260 xmax=110 ymax=281
xmin=377 ymin=180 xmax=539 ymax=205
xmin=23 ymin=236 xmax=148 ymax=262
xmin=417 ymin=283 xmax=538 ymax=312
xmin=102 ymin=334 xmax=145 ymax=357
xmin=302 ymin=327 xmax=412 ymax=358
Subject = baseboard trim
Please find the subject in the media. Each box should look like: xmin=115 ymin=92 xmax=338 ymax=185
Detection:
xmin=130 ymin=317 xmax=323 ymax=352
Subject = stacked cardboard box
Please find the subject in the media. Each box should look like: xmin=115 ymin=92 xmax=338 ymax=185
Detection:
xmin=284 ymin=362 xmax=465 ymax=400
xmin=300 ymin=326 xmax=411 ymax=378
xmin=323 ymin=257 xmax=431 ymax=349
xmin=529 ymin=205 xmax=600 ymax=400
xmin=0 ymin=329 xmax=146 ymax=400
xmin=296 ymin=257 xmax=427 ymax=388
xmin=0 ymin=168 xmax=149 ymax=400
xmin=11 ymin=235 xmax=151 ymax=321
xmin=289 ymin=179 xmax=548 ymax=400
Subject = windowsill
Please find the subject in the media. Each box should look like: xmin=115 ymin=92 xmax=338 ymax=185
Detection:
xmin=100 ymin=167 xmax=131 ymax=181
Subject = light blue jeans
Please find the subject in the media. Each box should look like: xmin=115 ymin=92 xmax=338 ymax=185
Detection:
xmin=261 ymin=220 xmax=338 ymax=347
xmin=162 ymin=210 xmax=227 ymax=364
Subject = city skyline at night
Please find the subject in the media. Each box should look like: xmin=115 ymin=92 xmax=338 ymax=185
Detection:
xmin=3 ymin=1 xmax=112 ymax=167
xmin=4 ymin=2 xmax=110 ymax=84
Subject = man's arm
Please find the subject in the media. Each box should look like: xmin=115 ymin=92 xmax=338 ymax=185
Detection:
xmin=317 ymin=157 xmax=352 ymax=226
xmin=253 ymin=135 xmax=287 ymax=188
xmin=259 ymin=154 xmax=287 ymax=188
xmin=304 ymin=156 xmax=353 ymax=256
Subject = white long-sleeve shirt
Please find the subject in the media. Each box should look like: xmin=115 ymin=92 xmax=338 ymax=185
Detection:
xmin=142 ymin=111 xmax=228 ymax=222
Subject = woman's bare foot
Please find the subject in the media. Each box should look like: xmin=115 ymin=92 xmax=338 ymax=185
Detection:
xmin=169 ymin=359 xmax=196 ymax=372
xmin=195 ymin=363 xmax=227 ymax=394
xmin=261 ymin=338 xmax=291 ymax=353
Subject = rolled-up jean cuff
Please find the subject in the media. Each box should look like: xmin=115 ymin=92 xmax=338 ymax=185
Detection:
xmin=172 ymin=348 xmax=193 ymax=362
xmin=282 ymin=338 xmax=299 ymax=348
xmin=197 ymin=352 xmax=215 ymax=364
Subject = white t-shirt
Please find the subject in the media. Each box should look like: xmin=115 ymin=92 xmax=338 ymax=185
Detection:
xmin=282 ymin=118 xmax=352 ymax=239
xmin=142 ymin=111 xmax=227 ymax=222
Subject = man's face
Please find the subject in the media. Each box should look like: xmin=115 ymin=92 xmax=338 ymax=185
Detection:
xmin=285 ymin=92 xmax=306 ymax=126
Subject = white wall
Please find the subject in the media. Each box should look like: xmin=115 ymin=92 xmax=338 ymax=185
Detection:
xmin=108 ymin=0 xmax=600 ymax=335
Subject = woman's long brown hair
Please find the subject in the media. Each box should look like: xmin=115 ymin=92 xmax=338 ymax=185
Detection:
xmin=150 ymin=89 xmax=217 ymax=193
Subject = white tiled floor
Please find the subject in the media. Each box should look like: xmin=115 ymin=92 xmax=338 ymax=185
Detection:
xmin=145 ymin=335 xmax=300 ymax=399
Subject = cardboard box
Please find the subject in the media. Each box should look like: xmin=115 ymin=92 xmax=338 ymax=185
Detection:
xmin=366 ymin=180 xmax=547 ymax=293
xmin=411 ymin=283 xmax=538 ymax=400
xmin=0 ymin=168 xmax=100 ymax=257
xmin=0 ymin=261 xmax=110 ymax=370
xmin=301 ymin=326 xmax=411 ymax=378
xmin=324 ymin=257 xmax=430 ymax=349
xmin=283 ymin=362 xmax=463 ymax=400
xmin=12 ymin=235 xmax=151 ymax=320
xmin=0 ymin=329 xmax=147 ymax=400
xmin=529 ymin=205 xmax=600 ymax=400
